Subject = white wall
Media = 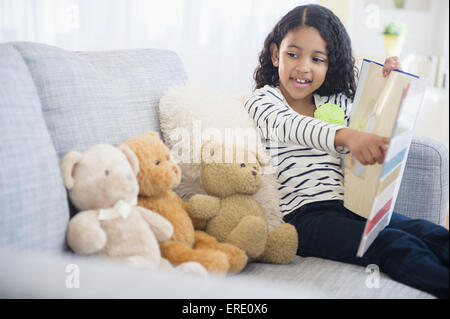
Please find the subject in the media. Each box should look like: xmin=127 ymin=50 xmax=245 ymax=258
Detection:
xmin=348 ymin=0 xmax=449 ymax=59
xmin=342 ymin=0 xmax=449 ymax=148
xmin=2 ymin=0 xmax=448 ymax=94
xmin=0 ymin=0 xmax=316 ymax=96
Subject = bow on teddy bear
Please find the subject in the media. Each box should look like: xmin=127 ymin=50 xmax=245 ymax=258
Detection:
xmin=61 ymin=143 xmax=207 ymax=276
xmin=122 ymin=131 xmax=248 ymax=275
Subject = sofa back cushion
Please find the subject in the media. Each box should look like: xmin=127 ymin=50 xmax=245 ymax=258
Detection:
xmin=11 ymin=42 xmax=187 ymax=159
xmin=0 ymin=44 xmax=70 ymax=252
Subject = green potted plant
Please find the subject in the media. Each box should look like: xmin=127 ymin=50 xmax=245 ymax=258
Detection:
xmin=382 ymin=21 xmax=407 ymax=56
xmin=393 ymin=0 xmax=406 ymax=9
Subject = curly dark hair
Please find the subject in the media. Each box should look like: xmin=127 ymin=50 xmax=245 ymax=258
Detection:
xmin=254 ymin=4 xmax=358 ymax=99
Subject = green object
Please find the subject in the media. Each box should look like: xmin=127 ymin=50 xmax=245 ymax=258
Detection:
xmin=314 ymin=103 xmax=345 ymax=125
xmin=393 ymin=0 xmax=406 ymax=9
xmin=382 ymin=21 xmax=407 ymax=36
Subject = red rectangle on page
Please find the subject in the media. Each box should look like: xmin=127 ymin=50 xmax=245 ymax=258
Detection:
xmin=365 ymin=198 xmax=393 ymax=236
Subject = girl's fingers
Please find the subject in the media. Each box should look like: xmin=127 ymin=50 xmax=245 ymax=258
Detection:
xmin=383 ymin=56 xmax=400 ymax=77
xmin=354 ymin=151 xmax=367 ymax=165
xmin=362 ymin=149 xmax=375 ymax=165
xmin=385 ymin=56 xmax=399 ymax=65
xmin=369 ymin=145 xmax=383 ymax=165
xmin=365 ymin=146 xmax=377 ymax=165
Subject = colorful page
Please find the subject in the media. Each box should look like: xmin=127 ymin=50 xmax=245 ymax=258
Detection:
xmin=343 ymin=59 xmax=426 ymax=257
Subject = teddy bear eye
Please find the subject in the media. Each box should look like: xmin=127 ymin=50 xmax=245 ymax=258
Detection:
xmin=155 ymin=160 xmax=160 ymax=165
xmin=165 ymin=156 xmax=169 ymax=160
xmin=240 ymin=163 xmax=246 ymax=168
xmin=105 ymin=170 xmax=109 ymax=176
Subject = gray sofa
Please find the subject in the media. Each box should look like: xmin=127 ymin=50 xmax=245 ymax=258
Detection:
xmin=1 ymin=42 xmax=448 ymax=299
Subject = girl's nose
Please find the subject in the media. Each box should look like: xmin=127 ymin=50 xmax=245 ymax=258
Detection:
xmin=295 ymin=58 xmax=311 ymax=73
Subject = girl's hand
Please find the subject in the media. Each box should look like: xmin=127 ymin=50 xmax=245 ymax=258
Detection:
xmin=383 ymin=56 xmax=401 ymax=77
xmin=336 ymin=128 xmax=390 ymax=165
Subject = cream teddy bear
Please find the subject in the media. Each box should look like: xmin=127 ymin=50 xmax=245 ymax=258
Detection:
xmin=188 ymin=141 xmax=298 ymax=264
xmin=61 ymin=143 xmax=207 ymax=276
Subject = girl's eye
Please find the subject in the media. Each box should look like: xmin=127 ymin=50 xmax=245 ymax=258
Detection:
xmin=155 ymin=160 xmax=160 ymax=165
xmin=313 ymin=57 xmax=325 ymax=63
xmin=287 ymin=52 xmax=298 ymax=58
xmin=240 ymin=163 xmax=246 ymax=168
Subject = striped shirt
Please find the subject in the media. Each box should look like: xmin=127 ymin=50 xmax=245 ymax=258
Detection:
xmin=244 ymin=85 xmax=352 ymax=217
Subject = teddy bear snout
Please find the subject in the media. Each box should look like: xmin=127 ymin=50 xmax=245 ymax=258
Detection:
xmin=108 ymin=170 xmax=138 ymax=195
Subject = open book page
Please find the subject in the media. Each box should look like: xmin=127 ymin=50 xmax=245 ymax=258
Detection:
xmin=343 ymin=59 xmax=426 ymax=257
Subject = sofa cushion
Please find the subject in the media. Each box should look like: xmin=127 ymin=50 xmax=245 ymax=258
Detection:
xmin=241 ymin=256 xmax=434 ymax=298
xmin=0 ymin=44 xmax=70 ymax=252
xmin=11 ymin=42 xmax=187 ymax=159
xmin=0 ymin=247 xmax=326 ymax=298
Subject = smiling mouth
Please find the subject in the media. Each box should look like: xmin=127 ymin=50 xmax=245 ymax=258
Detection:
xmin=291 ymin=78 xmax=312 ymax=88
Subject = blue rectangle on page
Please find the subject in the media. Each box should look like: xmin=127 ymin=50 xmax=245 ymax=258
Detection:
xmin=381 ymin=148 xmax=408 ymax=178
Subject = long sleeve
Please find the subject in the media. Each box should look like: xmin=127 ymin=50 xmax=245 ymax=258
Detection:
xmin=244 ymin=86 xmax=348 ymax=157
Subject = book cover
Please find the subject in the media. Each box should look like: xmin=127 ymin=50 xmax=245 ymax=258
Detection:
xmin=344 ymin=59 xmax=426 ymax=257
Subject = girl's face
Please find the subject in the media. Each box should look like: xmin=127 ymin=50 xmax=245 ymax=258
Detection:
xmin=270 ymin=26 xmax=329 ymax=109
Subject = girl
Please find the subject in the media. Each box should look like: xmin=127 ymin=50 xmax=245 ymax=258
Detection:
xmin=245 ymin=4 xmax=448 ymax=298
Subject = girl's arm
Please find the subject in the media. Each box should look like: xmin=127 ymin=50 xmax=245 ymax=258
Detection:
xmin=245 ymin=88 xmax=347 ymax=157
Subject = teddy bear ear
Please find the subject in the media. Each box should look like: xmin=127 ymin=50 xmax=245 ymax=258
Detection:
xmin=146 ymin=131 xmax=159 ymax=138
xmin=201 ymin=140 xmax=223 ymax=162
xmin=255 ymin=150 xmax=269 ymax=167
xmin=60 ymin=151 xmax=83 ymax=190
xmin=117 ymin=144 xmax=140 ymax=176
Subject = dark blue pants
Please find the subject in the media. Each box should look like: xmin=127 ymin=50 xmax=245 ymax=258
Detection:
xmin=283 ymin=200 xmax=449 ymax=299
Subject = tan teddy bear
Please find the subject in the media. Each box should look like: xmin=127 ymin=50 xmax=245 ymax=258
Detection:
xmin=61 ymin=143 xmax=207 ymax=276
xmin=188 ymin=141 xmax=298 ymax=264
xmin=122 ymin=132 xmax=248 ymax=274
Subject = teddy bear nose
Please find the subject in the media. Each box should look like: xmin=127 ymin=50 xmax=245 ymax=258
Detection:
xmin=252 ymin=171 xmax=257 ymax=176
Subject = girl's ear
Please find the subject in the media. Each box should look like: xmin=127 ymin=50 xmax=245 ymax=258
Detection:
xmin=270 ymin=43 xmax=279 ymax=67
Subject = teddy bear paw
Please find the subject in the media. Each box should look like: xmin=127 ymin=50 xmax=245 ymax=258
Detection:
xmin=225 ymin=215 xmax=268 ymax=259
xmin=258 ymin=223 xmax=298 ymax=264
xmin=176 ymin=262 xmax=209 ymax=278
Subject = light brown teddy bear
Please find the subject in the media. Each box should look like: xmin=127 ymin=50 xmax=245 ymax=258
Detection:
xmin=123 ymin=131 xmax=248 ymax=274
xmin=188 ymin=141 xmax=298 ymax=264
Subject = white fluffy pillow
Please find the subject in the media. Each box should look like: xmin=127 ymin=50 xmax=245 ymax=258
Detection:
xmin=158 ymin=84 xmax=283 ymax=231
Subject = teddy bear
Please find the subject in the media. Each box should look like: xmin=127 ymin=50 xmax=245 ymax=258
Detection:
xmin=188 ymin=141 xmax=298 ymax=264
xmin=122 ymin=131 xmax=248 ymax=274
xmin=61 ymin=143 xmax=207 ymax=276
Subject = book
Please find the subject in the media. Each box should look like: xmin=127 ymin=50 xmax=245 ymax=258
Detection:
xmin=344 ymin=59 xmax=427 ymax=257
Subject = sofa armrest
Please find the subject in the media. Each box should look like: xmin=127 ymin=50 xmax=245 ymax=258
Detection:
xmin=394 ymin=136 xmax=449 ymax=226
